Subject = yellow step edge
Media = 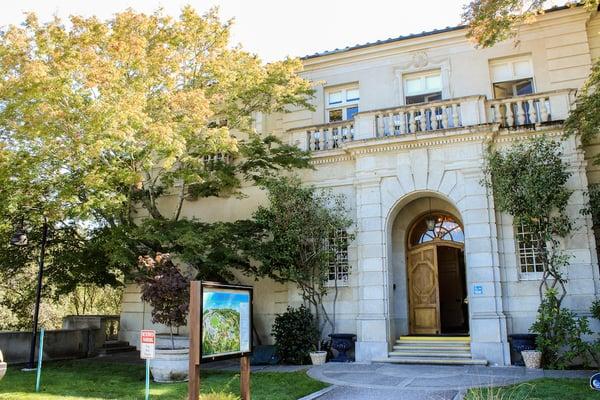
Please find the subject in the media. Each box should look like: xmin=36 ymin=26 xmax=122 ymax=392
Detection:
xmin=398 ymin=336 xmax=470 ymax=342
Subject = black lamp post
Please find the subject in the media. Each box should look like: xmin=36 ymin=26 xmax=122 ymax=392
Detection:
xmin=10 ymin=218 xmax=48 ymax=370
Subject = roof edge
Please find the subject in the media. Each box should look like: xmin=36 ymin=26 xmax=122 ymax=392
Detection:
xmin=300 ymin=3 xmax=580 ymax=61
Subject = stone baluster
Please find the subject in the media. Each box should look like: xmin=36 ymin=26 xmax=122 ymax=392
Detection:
xmin=308 ymin=131 xmax=316 ymax=151
xmin=376 ymin=114 xmax=385 ymax=137
xmin=540 ymin=98 xmax=549 ymax=122
xmin=516 ymin=100 xmax=526 ymax=125
xmin=527 ymin=99 xmax=537 ymax=124
xmin=409 ymin=110 xmax=417 ymax=133
xmin=505 ymin=102 xmax=514 ymax=127
xmin=398 ymin=111 xmax=406 ymax=134
xmin=430 ymin=107 xmax=438 ymax=130
xmin=452 ymin=104 xmax=460 ymax=127
xmin=388 ymin=112 xmax=395 ymax=136
xmin=489 ymin=104 xmax=497 ymax=124
xmin=327 ymin=128 xmax=335 ymax=149
xmin=441 ymin=105 xmax=449 ymax=129
xmin=420 ymin=107 xmax=427 ymax=131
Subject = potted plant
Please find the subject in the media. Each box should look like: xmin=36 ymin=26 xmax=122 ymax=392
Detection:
xmin=137 ymin=253 xmax=190 ymax=382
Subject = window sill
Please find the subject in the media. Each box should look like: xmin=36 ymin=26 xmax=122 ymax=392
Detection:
xmin=324 ymin=280 xmax=350 ymax=288
xmin=518 ymin=273 xmax=543 ymax=281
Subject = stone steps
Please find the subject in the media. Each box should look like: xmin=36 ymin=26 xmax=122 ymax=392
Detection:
xmin=97 ymin=340 xmax=136 ymax=355
xmin=380 ymin=336 xmax=488 ymax=366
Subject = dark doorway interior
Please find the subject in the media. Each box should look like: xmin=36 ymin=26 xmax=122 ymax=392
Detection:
xmin=437 ymin=246 xmax=469 ymax=334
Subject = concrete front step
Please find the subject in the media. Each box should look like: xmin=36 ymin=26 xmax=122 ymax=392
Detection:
xmin=374 ymin=356 xmax=488 ymax=365
xmin=398 ymin=336 xmax=470 ymax=342
xmin=394 ymin=342 xmax=471 ymax=349
xmin=393 ymin=345 xmax=470 ymax=351
xmin=389 ymin=350 xmax=472 ymax=358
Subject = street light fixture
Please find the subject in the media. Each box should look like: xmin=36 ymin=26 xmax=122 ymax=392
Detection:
xmin=10 ymin=218 xmax=48 ymax=370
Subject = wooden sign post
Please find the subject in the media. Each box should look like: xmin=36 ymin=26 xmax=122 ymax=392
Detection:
xmin=189 ymin=281 xmax=253 ymax=400
xmin=188 ymin=281 xmax=201 ymax=400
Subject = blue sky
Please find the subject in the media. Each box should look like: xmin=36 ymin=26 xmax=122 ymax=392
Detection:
xmin=203 ymin=291 xmax=249 ymax=311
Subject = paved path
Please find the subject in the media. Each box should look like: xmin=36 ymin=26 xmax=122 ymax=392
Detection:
xmin=306 ymin=363 xmax=593 ymax=400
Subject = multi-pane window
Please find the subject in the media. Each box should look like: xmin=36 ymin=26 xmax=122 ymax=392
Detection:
xmin=404 ymin=70 xmax=442 ymax=105
xmin=327 ymin=229 xmax=349 ymax=284
xmin=490 ymin=56 xmax=535 ymax=99
xmin=203 ymin=153 xmax=231 ymax=164
xmin=325 ymin=86 xmax=359 ymax=122
xmin=516 ymin=223 xmax=545 ymax=275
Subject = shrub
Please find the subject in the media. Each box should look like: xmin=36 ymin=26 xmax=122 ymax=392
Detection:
xmin=136 ymin=253 xmax=190 ymax=349
xmin=530 ymin=290 xmax=591 ymax=369
xmin=272 ymin=305 xmax=319 ymax=365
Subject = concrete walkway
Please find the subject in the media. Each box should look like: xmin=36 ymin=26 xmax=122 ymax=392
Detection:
xmin=306 ymin=363 xmax=593 ymax=400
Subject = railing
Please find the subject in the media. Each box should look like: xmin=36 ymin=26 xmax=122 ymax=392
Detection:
xmin=287 ymin=90 xmax=575 ymax=152
xmin=306 ymin=121 xmax=354 ymax=151
xmin=373 ymin=98 xmax=463 ymax=137
xmin=488 ymin=93 xmax=549 ymax=128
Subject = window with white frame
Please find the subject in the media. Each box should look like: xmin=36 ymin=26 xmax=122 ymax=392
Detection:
xmin=489 ymin=56 xmax=535 ymax=99
xmin=325 ymin=86 xmax=359 ymax=122
xmin=327 ymin=229 xmax=349 ymax=284
xmin=404 ymin=70 xmax=442 ymax=105
xmin=516 ymin=222 xmax=545 ymax=276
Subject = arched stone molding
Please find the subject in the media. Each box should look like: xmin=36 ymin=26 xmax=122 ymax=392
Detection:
xmin=387 ymin=194 xmax=462 ymax=340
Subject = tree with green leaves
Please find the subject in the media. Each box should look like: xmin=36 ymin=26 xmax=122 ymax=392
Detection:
xmin=0 ymin=7 xmax=314 ymax=326
xmin=484 ymin=137 xmax=572 ymax=302
xmin=241 ymin=177 xmax=354 ymax=347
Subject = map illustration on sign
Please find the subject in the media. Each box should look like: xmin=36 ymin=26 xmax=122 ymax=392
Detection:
xmin=202 ymin=287 xmax=251 ymax=358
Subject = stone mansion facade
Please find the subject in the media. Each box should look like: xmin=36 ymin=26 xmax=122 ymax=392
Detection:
xmin=120 ymin=5 xmax=600 ymax=365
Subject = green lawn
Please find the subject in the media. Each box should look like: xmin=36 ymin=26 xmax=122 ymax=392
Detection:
xmin=0 ymin=360 xmax=328 ymax=400
xmin=465 ymin=378 xmax=600 ymax=400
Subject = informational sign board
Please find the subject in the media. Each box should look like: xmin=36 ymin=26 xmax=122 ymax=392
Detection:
xmin=473 ymin=284 xmax=484 ymax=295
xmin=140 ymin=330 xmax=156 ymax=359
xmin=188 ymin=281 xmax=253 ymax=400
xmin=200 ymin=282 xmax=253 ymax=362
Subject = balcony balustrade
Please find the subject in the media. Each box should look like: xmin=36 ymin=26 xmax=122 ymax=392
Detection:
xmin=289 ymin=89 xmax=575 ymax=152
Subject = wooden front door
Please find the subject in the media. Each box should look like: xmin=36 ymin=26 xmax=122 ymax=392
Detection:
xmin=408 ymin=244 xmax=441 ymax=335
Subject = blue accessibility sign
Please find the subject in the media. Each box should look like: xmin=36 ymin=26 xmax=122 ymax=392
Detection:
xmin=591 ymin=372 xmax=600 ymax=391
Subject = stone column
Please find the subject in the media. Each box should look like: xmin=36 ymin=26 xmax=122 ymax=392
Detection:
xmin=460 ymin=167 xmax=511 ymax=365
xmin=354 ymin=175 xmax=390 ymax=361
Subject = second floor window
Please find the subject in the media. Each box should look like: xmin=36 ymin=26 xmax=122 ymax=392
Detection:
xmin=404 ymin=70 xmax=442 ymax=105
xmin=516 ymin=222 xmax=545 ymax=277
xmin=326 ymin=86 xmax=359 ymax=122
xmin=490 ymin=56 xmax=534 ymax=99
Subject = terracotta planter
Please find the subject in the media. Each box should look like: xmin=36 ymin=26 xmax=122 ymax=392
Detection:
xmin=309 ymin=351 xmax=327 ymax=365
xmin=150 ymin=348 xmax=189 ymax=383
xmin=0 ymin=350 xmax=6 ymax=381
xmin=521 ymin=350 xmax=542 ymax=369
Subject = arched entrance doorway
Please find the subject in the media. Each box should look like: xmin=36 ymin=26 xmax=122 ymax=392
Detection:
xmin=407 ymin=212 xmax=468 ymax=335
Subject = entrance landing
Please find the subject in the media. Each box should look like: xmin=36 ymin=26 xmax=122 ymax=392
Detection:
xmin=374 ymin=336 xmax=487 ymax=366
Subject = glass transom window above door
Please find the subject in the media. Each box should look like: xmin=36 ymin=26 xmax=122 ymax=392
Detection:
xmin=489 ymin=56 xmax=534 ymax=98
xmin=325 ymin=85 xmax=359 ymax=122
xmin=404 ymin=70 xmax=442 ymax=105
